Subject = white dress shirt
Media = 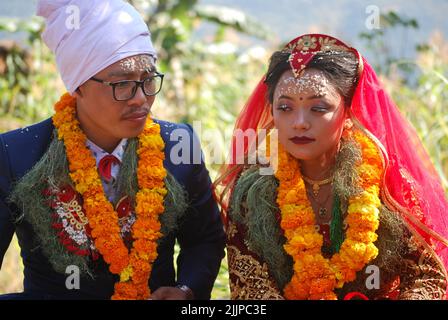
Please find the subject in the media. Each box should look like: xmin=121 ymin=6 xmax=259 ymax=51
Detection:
xmin=85 ymin=138 xmax=128 ymax=203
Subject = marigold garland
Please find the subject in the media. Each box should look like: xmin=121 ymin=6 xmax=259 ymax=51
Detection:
xmin=275 ymin=130 xmax=382 ymax=300
xmin=52 ymin=93 xmax=167 ymax=300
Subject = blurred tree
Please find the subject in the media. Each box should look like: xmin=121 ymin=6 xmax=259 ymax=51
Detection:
xmin=128 ymin=0 xmax=271 ymax=173
xmin=388 ymin=33 xmax=448 ymax=192
xmin=359 ymin=10 xmax=419 ymax=76
xmin=129 ymin=0 xmax=269 ymax=122
xmin=0 ymin=16 xmax=64 ymax=128
xmin=360 ymin=13 xmax=448 ymax=193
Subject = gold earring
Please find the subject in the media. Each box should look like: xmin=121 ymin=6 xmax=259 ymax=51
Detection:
xmin=344 ymin=119 xmax=353 ymax=129
xmin=342 ymin=122 xmax=353 ymax=139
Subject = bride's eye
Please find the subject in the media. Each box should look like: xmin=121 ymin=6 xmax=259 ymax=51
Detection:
xmin=311 ymin=104 xmax=330 ymax=113
xmin=277 ymin=104 xmax=291 ymax=112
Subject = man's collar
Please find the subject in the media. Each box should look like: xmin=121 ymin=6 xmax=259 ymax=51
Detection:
xmin=86 ymin=138 xmax=128 ymax=163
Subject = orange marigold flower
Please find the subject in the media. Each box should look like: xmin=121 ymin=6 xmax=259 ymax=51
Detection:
xmin=276 ymin=128 xmax=381 ymax=299
xmin=52 ymin=94 xmax=166 ymax=300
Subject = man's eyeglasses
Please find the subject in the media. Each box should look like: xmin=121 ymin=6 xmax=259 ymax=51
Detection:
xmin=90 ymin=72 xmax=164 ymax=101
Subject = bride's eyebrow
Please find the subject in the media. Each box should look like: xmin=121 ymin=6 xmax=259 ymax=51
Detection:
xmin=276 ymin=93 xmax=330 ymax=102
xmin=306 ymin=93 xmax=326 ymax=100
xmin=277 ymin=95 xmax=294 ymax=101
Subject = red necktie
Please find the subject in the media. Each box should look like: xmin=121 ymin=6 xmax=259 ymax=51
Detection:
xmin=98 ymin=155 xmax=120 ymax=182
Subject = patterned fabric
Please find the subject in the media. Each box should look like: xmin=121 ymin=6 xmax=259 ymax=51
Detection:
xmin=227 ymin=221 xmax=284 ymax=300
xmin=227 ymin=198 xmax=448 ymax=300
xmin=398 ymin=238 xmax=447 ymax=300
xmin=42 ymin=139 xmax=139 ymax=258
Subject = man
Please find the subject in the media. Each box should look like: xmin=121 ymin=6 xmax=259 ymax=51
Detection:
xmin=0 ymin=0 xmax=225 ymax=300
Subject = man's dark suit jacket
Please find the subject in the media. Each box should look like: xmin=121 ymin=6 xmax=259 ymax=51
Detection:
xmin=0 ymin=118 xmax=225 ymax=299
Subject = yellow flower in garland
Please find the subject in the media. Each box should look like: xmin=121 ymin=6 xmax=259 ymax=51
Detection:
xmin=52 ymin=93 xmax=167 ymax=300
xmin=275 ymin=129 xmax=383 ymax=300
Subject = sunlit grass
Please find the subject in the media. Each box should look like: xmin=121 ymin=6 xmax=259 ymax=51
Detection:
xmin=0 ymin=235 xmax=24 ymax=294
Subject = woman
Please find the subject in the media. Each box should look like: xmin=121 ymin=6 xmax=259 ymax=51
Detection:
xmin=214 ymin=34 xmax=448 ymax=300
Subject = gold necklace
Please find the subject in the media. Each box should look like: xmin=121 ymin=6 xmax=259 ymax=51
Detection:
xmin=301 ymin=174 xmax=333 ymax=197
xmin=306 ymin=188 xmax=332 ymax=219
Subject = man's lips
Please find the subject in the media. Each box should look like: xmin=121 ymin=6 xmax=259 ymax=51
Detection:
xmin=289 ymin=136 xmax=316 ymax=144
xmin=122 ymin=110 xmax=149 ymax=120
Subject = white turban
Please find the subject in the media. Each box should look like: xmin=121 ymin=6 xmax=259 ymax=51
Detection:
xmin=36 ymin=0 xmax=157 ymax=94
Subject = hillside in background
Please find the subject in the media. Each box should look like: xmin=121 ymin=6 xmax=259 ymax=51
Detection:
xmin=1 ymin=0 xmax=447 ymax=61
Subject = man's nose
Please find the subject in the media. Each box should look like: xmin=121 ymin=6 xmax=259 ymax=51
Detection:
xmin=127 ymin=84 xmax=147 ymax=107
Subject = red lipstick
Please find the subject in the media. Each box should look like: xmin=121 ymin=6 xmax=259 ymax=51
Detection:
xmin=289 ymin=136 xmax=315 ymax=145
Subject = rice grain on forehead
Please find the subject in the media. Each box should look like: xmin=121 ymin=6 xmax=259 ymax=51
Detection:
xmin=119 ymin=55 xmax=155 ymax=72
xmin=265 ymin=50 xmax=359 ymax=106
xmin=276 ymin=72 xmax=330 ymax=98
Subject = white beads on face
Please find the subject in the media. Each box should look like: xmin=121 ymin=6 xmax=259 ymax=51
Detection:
xmin=276 ymin=72 xmax=330 ymax=99
xmin=119 ymin=55 xmax=155 ymax=73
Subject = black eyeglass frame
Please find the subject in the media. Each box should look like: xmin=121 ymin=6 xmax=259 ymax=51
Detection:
xmin=89 ymin=72 xmax=164 ymax=101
